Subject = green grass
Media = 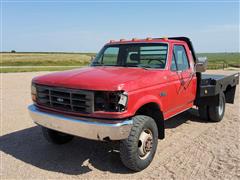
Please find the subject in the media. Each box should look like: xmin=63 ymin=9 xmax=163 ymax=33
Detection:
xmin=1 ymin=66 xmax=80 ymax=73
xmin=0 ymin=52 xmax=94 ymax=66
xmin=0 ymin=52 xmax=239 ymax=73
xmin=197 ymin=52 xmax=240 ymax=68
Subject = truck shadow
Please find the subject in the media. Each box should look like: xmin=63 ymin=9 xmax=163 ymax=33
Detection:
xmin=0 ymin=126 xmax=131 ymax=175
xmin=0 ymin=108 xmax=206 ymax=175
xmin=165 ymin=108 xmax=209 ymax=129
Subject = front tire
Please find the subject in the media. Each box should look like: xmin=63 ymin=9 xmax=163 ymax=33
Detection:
xmin=120 ymin=115 xmax=158 ymax=171
xmin=42 ymin=127 xmax=74 ymax=144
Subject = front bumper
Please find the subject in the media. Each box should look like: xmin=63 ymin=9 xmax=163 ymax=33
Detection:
xmin=28 ymin=104 xmax=133 ymax=141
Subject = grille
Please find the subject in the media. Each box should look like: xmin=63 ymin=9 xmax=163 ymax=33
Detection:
xmin=36 ymin=85 xmax=94 ymax=114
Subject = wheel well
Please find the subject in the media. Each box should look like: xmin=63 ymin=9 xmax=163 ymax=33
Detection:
xmin=135 ymin=103 xmax=165 ymax=139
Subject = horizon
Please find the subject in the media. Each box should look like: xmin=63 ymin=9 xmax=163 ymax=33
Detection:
xmin=1 ymin=1 xmax=239 ymax=53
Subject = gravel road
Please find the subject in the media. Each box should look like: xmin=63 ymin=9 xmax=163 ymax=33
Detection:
xmin=0 ymin=70 xmax=239 ymax=179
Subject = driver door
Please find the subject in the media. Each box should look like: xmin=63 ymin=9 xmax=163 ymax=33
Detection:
xmin=166 ymin=44 xmax=196 ymax=117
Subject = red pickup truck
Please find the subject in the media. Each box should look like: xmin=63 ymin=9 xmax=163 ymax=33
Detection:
xmin=29 ymin=37 xmax=239 ymax=171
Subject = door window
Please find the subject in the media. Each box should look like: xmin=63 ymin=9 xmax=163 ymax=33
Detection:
xmin=170 ymin=53 xmax=177 ymax=71
xmin=171 ymin=45 xmax=189 ymax=71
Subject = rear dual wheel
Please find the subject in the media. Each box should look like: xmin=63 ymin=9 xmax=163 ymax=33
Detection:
xmin=198 ymin=92 xmax=226 ymax=122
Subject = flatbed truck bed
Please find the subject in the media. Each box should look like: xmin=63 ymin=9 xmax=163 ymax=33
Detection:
xmin=196 ymin=72 xmax=239 ymax=106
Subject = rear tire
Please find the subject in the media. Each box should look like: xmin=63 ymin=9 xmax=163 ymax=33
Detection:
xmin=208 ymin=92 xmax=226 ymax=122
xmin=119 ymin=115 xmax=158 ymax=171
xmin=42 ymin=127 xmax=74 ymax=144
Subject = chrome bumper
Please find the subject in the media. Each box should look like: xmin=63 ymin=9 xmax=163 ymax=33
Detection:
xmin=28 ymin=104 xmax=133 ymax=141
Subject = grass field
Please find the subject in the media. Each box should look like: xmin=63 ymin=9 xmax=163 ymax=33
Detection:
xmin=0 ymin=52 xmax=239 ymax=72
xmin=1 ymin=52 xmax=93 ymax=66
xmin=198 ymin=52 xmax=240 ymax=69
xmin=1 ymin=67 xmax=81 ymax=73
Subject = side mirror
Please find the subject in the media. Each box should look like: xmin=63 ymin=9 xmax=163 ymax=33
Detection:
xmin=196 ymin=57 xmax=208 ymax=72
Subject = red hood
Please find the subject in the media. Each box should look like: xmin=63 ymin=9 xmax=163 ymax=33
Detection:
xmin=33 ymin=67 xmax=166 ymax=91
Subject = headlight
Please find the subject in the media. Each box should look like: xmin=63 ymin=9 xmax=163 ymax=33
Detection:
xmin=31 ymin=83 xmax=37 ymax=102
xmin=118 ymin=93 xmax=128 ymax=106
xmin=94 ymin=91 xmax=128 ymax=112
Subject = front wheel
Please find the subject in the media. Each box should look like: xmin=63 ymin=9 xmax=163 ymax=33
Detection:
xmin=42 ymin=127 xmax=74 ymax=144
xmin=120 ymin=115 xmax=158 ymax=171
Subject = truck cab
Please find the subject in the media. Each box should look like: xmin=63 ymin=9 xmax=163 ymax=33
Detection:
xmin=29 ymin=37 xmax=239 ymax=171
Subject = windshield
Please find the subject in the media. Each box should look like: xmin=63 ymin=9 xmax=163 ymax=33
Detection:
xmin=91 ymin=43 xmax=168 ymax=69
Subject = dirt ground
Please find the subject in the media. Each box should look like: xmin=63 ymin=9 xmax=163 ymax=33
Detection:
xmin=0 ymin=70 xmax=239 ymax=179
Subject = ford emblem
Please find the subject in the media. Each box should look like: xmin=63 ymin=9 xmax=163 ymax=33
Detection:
xmin=57 ymin=98 xmax=64 ymax=102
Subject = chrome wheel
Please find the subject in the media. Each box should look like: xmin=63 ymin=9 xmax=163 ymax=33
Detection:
xmin=138 ymin=129 xmax=153 ymax=159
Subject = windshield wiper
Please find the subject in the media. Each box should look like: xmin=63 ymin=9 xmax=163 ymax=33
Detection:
xmin=92 ymin=64 xmax=121 ymax=67
xmin=91 ymin=62 xmax=104 ymax=66
xmin=123 ymin=64 xmax=150 ymax=70
xmin=92 ymin=64 xmax=103 ymax=66
xmin=137 ymin=64 xmax=152 ymax=69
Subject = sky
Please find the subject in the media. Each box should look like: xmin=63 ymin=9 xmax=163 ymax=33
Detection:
xmin=1 ymin=0 xmax=239 ymax=53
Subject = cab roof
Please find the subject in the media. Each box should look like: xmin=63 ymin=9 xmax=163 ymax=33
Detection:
xmin=106 ymin=37 xmax=197 ymax=62
xmin=106 ymin=37 xmax=183 ymax=45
